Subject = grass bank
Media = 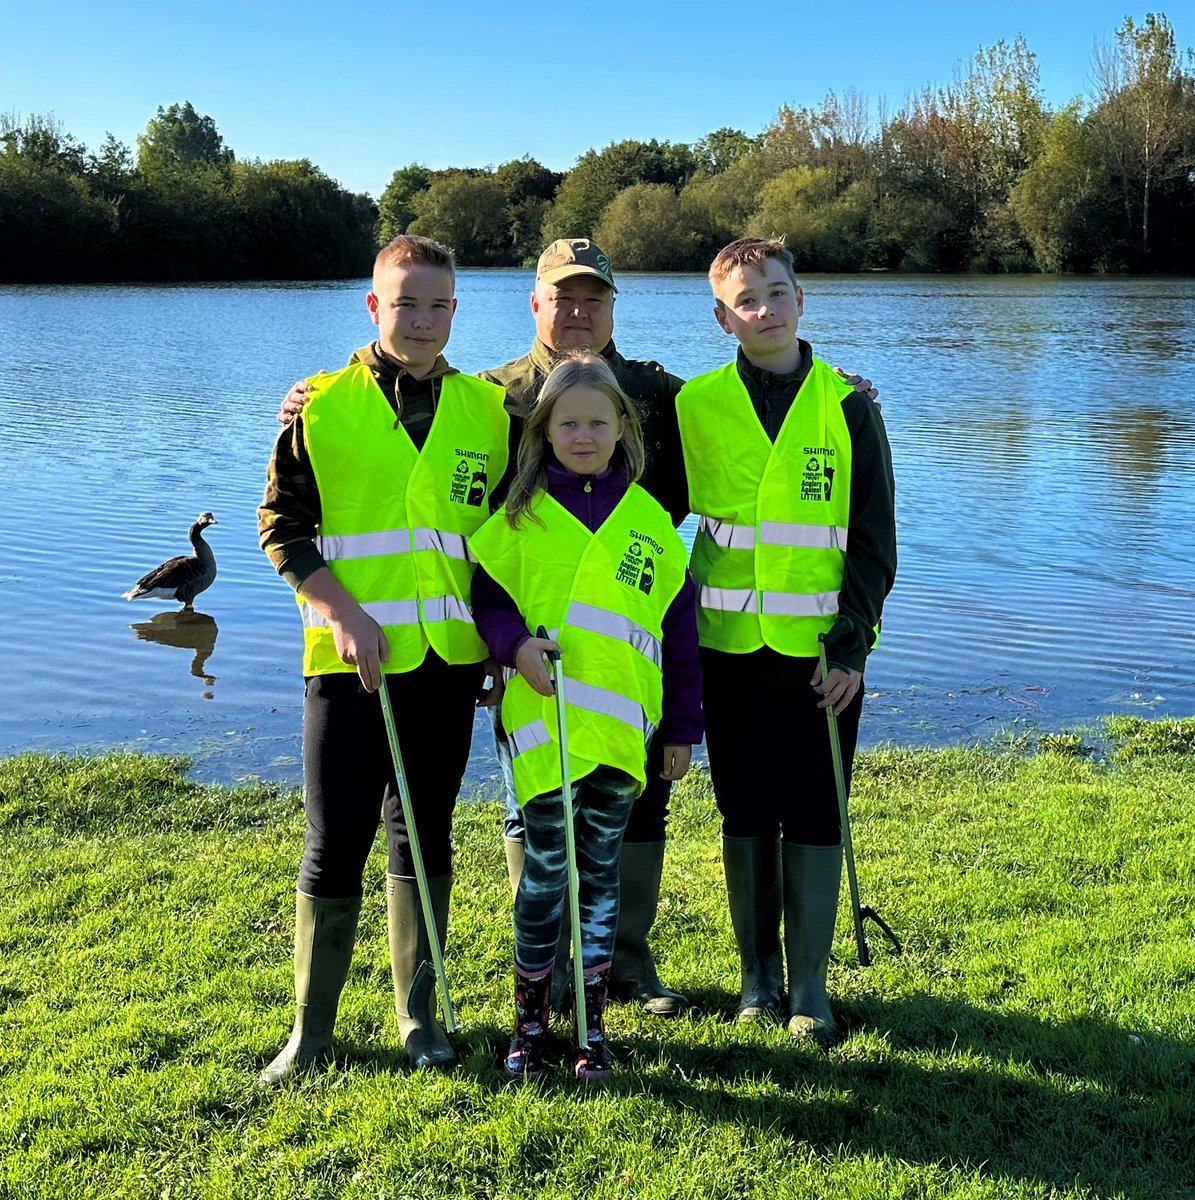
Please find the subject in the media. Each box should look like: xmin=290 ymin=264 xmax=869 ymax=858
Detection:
xmin=1 ymin=718 xmax=1193 ymax=1199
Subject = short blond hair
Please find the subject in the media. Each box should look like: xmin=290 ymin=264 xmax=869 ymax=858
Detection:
xmin=373 ymin=235 xmax=455 ymax=287
xmin=708 ymin=237 xmax=798 ymax=302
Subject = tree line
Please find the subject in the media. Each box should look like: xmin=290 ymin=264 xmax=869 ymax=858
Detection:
xmin=0 ymin=102 xmax=377 ymax=282
xmin=4 ymin=13 xmax=1193 ymax=282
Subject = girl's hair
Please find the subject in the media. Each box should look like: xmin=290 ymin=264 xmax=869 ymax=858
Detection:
xmin=504 ymin=352 xmax=646 ymax=528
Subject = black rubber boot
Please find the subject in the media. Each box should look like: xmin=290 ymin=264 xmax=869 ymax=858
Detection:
xmin=722 ymin=835 xmax=783 ymax=1022
xmin=609 ymin=840 xmax=688 ymax=1016
xmin=386 ymin=873 xmax=456 ymax=1069
xmin=783 ymin=842 xmax=843 ymax=1046
xmin=258 ymin=891 xmax=361 ymax=1085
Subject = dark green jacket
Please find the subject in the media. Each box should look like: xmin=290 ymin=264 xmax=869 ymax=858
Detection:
xmin=479 ymin=338 xmax=690 ymax=527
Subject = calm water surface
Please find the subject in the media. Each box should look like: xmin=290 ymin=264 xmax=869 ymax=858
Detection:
xmin=1 ymin=272 xmax=1193 ymax=788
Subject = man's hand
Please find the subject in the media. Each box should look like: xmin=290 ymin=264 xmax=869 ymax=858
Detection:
xmin=276 ymin=371 xmax=325 ymax=425
xmin=659 ymin=744 xmax=692 ymax=781
xmin=477 ymin=657 xmax=505 ymax=708
xmin=810 ymin=660 xmax=862 ymax=716
xmin=515 ymin=636 xmax=559 ymax=697
xmin=834 ymin=366 xmax=879 ymax=403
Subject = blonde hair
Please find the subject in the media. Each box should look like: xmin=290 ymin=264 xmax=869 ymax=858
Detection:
xmin=504 ymin=353 xmax=645 ymax=529
xmin=708 ymin=236 xmax=799 ymax=305
xmin=373 ymin=235 xmax=455 ymax=287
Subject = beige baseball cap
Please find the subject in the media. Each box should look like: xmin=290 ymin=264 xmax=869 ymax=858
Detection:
xmin=535 ymin=238 xmax=617 ymax=291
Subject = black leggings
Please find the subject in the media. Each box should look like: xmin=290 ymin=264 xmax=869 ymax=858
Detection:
xmin=299 ymin=655 xmax=482 ymax=896
xmin=701 ymin=647 xmax=862 ymax=846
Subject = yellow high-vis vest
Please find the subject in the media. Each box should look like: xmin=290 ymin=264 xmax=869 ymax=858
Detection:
xmin=676 ymin=357 xmax=852 ymax=656
xmin=300 ymin=363 xmax=509 ymax=675
xmin=469 ymin=485 xmax=685 ymax=805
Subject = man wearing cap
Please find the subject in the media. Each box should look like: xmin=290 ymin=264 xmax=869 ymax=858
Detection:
xmin=482 ymin=237 xmax=693 ymax=1019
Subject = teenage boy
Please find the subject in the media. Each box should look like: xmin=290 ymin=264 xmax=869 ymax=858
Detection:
xmin=257 ymin=235 xmax=510 ymax=1082
xmin=676 ymin=237 xmax=896 ymax=1045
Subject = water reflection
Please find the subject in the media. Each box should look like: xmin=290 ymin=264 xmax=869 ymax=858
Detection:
xmin=128 ymin=610 xmax=219 ymax=698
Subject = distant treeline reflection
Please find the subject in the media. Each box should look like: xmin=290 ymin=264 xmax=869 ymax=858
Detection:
xmin=4 ymin=13 xmax=1194 ymax=282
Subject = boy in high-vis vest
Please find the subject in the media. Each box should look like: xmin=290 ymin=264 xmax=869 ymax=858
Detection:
xmin=676 ymin=237 xmax=897 ymax=1045
xmin=257 ymin=235 xmax=510 ymax=1082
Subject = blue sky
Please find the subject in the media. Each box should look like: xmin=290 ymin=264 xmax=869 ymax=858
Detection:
xmin=6 ymin=1 xmax=1189 ymax=199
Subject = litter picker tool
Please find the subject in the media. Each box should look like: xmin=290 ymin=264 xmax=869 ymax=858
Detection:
xmin=378 ymin=677 xmax=457 ymax=1033
xmin=818 ymin=635 xmax=902 ymax=967
xmin=538 ymin=625 xmax=588 ymax=1050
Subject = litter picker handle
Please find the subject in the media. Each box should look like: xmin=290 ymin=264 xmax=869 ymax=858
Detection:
xmin=537 ymin=625 xmax=587 ymax=1048
xmin=378 ymin=678 xmax=457 ymax=1032
xmin=818 ymin=634 xmax=871 ymax=967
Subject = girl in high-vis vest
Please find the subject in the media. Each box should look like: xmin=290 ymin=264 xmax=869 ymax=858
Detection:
xmin=471 ymin=353 xmax=702 ymax=1083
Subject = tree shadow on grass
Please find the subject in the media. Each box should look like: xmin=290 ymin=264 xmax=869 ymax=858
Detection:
xmin=618 ymin=992 xmax=1194 ymax=1200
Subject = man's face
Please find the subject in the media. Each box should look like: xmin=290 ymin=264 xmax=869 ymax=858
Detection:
xmin=530 ymin=275 xmax=615 ymax=353
xmin=712 ymin=259 xmax=804 ymax=369
xmin=366 ymin=263 xmax=457 ymax=377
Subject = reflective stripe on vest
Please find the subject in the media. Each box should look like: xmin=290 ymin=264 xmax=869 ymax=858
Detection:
xmin=469 ymin=485 xmax=684 ymax=805
xmin=300 ymin=365 xmax=508 ymax=675
xmin=699 ymin=515 xmax=849 ymax=552
xmin=302 ymin=599 xmax=420 ymax=628
xmin=564 ymin=599 xmax=663 ymax=671
xmin=698 ymin=587 xmax=840 ymax=616
xmin=318 ymin=527 xmax=474 ymax=565
xmin=677 ymin=358 xmax=852 ymax=657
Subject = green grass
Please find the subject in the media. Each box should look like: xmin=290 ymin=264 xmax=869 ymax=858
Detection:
xmin=1 ymin=717 xmax=1193 ymax=1199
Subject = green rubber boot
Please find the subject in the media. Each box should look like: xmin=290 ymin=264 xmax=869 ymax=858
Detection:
xmin=722 ymin=836 xmax=783 ymax=1022
xmin=609 ymin=840 xmax=688 ymax=1016
xmin=783 ymin=842 xmax=843 ymax=1046
xmin=386 ymin=873 xmax=456 ymax=1069
xmin=258 ymin=890 xmax=361 ymax=1086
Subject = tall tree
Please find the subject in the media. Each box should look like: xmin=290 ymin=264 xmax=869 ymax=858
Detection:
xmin=407 ymin=171 xmax=508 ymax=265
xmin=137 ymin=102 xmax=233 ymax=178
xmin=594 ymin=182 xmax=697 ymax=271
xmin=1011 ymin=106 xmax=1111 ymax=271
xmin=543 ymin=139 xmax=696 ymax=243
xmin=692 ymin=128 xmax=757 ymax=174
xmin=378 ymin=164 xmax=433 ymax=243
xmin=1090 ymin=13 xmax=1195 ymax=260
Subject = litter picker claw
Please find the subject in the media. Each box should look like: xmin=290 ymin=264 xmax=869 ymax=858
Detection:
xmin=818 ymin=634 xmax=902 ymax=967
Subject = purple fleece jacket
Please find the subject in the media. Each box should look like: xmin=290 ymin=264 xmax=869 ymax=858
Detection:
xmin=471 ymin=462 xmax=704 ymax=747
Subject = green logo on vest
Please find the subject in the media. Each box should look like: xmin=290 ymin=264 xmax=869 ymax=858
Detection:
xmin=801 ymin=451 xmax=835 ymax=502
xmin=450 ymin=452 xmax=488 ymax=506
xmin=615 ymin=533 xmax=661 ymax=594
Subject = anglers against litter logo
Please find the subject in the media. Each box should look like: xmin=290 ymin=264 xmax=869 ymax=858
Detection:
xmin=449 ymin=449 xmax=489 ymax=507
xmin=615 ymin=531 xmax=665 ymax=594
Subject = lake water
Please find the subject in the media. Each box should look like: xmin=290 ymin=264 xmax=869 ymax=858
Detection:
xmin=1 ymin=272 xmax=1193 ymax=790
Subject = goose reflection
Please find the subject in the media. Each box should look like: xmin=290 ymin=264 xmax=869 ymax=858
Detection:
xmin=128 ymin=609 xmax=219 ymax=696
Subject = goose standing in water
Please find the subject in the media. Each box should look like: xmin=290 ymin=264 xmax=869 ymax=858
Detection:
xmin=122 ymin=512 xmax=218 ymax=607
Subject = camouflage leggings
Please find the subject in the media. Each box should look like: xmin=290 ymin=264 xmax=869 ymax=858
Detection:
xmin=515 ymin=766 xmax=638 ymax=973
